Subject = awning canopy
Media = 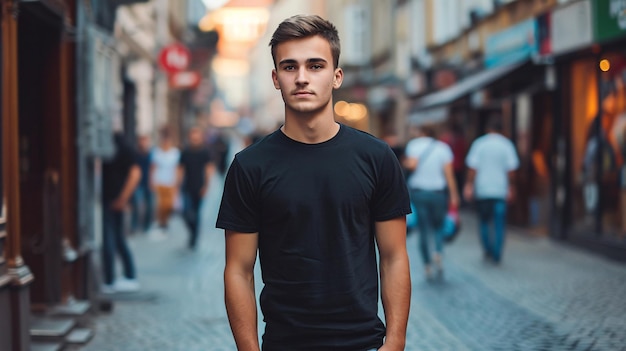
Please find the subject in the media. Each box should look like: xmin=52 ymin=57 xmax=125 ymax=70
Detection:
xmin=413 ymin=61 xmax=527 ymax=111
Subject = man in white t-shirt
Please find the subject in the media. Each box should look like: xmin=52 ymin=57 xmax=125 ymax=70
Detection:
xmin=404 ymin=124 xmax=460 ymax=279
xmin=464 ymin=117 xmax=519 ymax=263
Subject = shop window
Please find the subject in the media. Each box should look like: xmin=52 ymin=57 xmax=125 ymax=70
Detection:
xmin=571 ymin=53 xmax=626 ymax=239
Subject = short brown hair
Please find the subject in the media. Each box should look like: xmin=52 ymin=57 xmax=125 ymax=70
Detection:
xmin=269 ymin=15 xmax=341 ymax=68
xmin=419 ymin=124 xmax=437 ymax=138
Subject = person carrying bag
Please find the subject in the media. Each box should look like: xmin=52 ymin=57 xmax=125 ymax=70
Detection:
xmin=404 ymin=124 xmax=460 ymax=280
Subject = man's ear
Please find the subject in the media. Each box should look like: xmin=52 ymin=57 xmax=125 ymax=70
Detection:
xmin=272 ymin=69 xmax=280 ymax=90
xmin=333 ymin=68 xmax=344 ymax=89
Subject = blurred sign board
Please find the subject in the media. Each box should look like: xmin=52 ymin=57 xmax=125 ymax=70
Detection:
xmin=484 ymin=19 xmax=538 ymax=68
xmin=169 ymin=71 xmax=201 ymax=90
xmin=592 ymin=0 xmax=626 ymax=43
xmin=158 ymin=43 xmax=191 ymax=74
xmin=551 ymin=0 xmax=592 ymax=55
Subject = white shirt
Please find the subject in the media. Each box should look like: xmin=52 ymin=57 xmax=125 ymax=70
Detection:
xmin=405 ymin=137 xmax=453 ymax=191
xmin=465 ymin=133 xmax=519 ymax=199
xmin=151 ymin=147 xmax=180 ymax=186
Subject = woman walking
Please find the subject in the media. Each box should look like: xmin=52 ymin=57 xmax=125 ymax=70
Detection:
xmin=404 ymin=124 xmax=460 ymax=279
xmin=150 ymin=127 xmax=180 ymax=238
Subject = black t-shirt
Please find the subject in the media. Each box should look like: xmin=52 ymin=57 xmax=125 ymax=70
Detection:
xmin=216 ymin=124 xmax=411 ymax=350
xmin=179 ymin=147 xmax=212 ymax=195
xmin=102 ymin=134 xmax=138 ymax=205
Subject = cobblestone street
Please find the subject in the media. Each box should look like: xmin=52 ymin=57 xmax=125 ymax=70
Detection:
xmin=80 ymin=176 xmax=626 ymax=351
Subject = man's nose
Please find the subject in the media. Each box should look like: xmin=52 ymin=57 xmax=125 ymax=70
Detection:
xmin=295 ymin=67 xmax=309 ymax=84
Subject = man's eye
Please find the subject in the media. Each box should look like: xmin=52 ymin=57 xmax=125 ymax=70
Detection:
xmin=311 ymin=65 xmax=322 ymax=70
xmin=284 ymin=66 xmax=296 ymax=71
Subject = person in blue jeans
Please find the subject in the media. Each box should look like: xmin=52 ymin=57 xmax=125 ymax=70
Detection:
xmin=404 ymin=124 xmax=460 ymax=279
xmin=177 ymin=126 xmax=214 ymax=250
xmin=101 ymin=133 xmax=142 ymax=293
xmin=464 ymin=116 xmax=519 ymax=263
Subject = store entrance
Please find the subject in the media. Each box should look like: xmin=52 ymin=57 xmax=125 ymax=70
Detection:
xmin=17 ymin=6 xmax=65 ymax=307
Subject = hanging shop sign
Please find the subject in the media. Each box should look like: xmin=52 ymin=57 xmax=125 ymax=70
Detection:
xmin=158 ymin=43 xmax=191 ymax=74
xmin=592 ymin=0 xmax=626 ymax=43
xmin=552 ymin=0 xmax=593 ymax=55
xmin=484 ymin=18 xmax=538 ymax=69
xmin=169 ymin=71 xmax=201 ymax=90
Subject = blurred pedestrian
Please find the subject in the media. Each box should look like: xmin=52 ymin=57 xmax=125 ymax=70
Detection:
xmin=130 ymin=134 xmax=153 ymax=234
xmin=101 ymin=133 xmax=142 ymax=293
xmin=382 ymin=131 xmax=406 ymax=163
xmin=177 ymin=126 xmax=214 ymax=250
xmin=217 ymin=15 xmax=411 ymax=351
xmin=208 ymin=130 xmax=231 ymax=177
xmin=150 ymin=126 xmax=180 ymax=239
xmin=404 ymin=124 xmax=460 ymax=280
xmin=464 ymin=116 xmax=519 ymax=263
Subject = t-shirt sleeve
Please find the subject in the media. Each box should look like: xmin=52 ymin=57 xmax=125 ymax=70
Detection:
xmin=216 ymin=157 xmax=259 ymax=233
xmin=506 ymin=141 xmax=520 ymax=171
xmin=465 ymin=142 xmax=479 ymax=169
xmin=405 ymin=139 xmax=419 ymax=158
xmin=371 ymin=146 xmax=412 ymax=221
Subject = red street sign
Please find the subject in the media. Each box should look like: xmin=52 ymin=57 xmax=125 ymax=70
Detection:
xmin=158 ymin=43 xmax=191 ymax=74
xmin=169 ymin=71 xmax=201 ymax=90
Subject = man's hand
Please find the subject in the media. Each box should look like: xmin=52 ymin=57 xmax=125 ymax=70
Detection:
xmin=110 ymin=196 xmax=128 ymax=211
xmin=506 ymin=186 xmax=516 ymax=203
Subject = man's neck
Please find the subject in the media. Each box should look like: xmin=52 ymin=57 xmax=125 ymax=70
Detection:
xmin=282 ymin=109 xmax=339 ymax=144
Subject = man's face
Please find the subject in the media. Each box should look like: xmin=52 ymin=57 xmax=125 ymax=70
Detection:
xmin=189 ymin=129 xmax=203 ymax=146
xmin=138 ymin=136 xmax=151 ymax=151
xmin=272 ymin=35 xmax=343 ymax=116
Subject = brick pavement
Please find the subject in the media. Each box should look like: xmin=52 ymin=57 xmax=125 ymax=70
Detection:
xmin=80 ymin=176 xmax=626 ymax=351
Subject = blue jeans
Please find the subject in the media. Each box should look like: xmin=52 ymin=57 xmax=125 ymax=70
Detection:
xmin=475 ymin=199 xmax=507 ymax=262
xmin=410 ymin=189 xmax=448 ymax=264
xmin=131 ymin=184 xmax=153 ymax=232
xmin=102 ymin=207 xmax=136 ymax=285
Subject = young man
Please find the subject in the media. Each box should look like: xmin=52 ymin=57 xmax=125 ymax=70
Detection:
xmin=177 ymin=126 xmax=214 ymax=250
xmin=464 ymin=116 xmax=519 ymax=263
xmin=217 ymin=15 xmax=411 ymax=351
xmin=101 ymin=133 xmax=142 ymax=293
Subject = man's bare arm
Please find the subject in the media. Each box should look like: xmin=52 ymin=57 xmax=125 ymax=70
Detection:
xmin=464 ymin=168 xmax=477 ymax=201
xmin=224 ymin=230 xmax=260 ymax=351
xmin=507 ymin=170 xmax=516 ymax=202
xmin=375 ymin=217 xmax=411 ymax=351
xmin=176 ymin=165 xmax=185 ymax=190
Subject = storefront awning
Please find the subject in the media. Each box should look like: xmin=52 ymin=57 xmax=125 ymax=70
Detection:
xmin=414 ymin=61 xmax=527 ymax=111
